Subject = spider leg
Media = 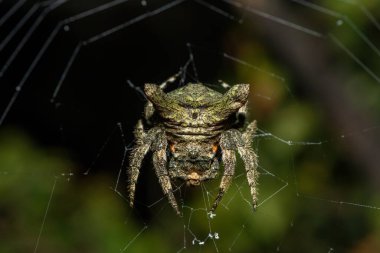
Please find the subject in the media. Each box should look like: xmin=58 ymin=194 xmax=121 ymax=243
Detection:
xmin=211 ymin=148 xmax=236 ymax=212
xmin=128 ymin=126 xmax=158 ymax=208
xmin=217 ymin=79 xmax=232 ymax=89
xmin=152 ymin=131 xmax=181 ymax=216
xmin=159 ymin=70 xmax=182 ymax=90
xmin=242 ymin=120 xmax=257 ymax=146
xmin=211 ymin=124 xmax=259 ymax=212
xmin=144 ymin=101 xmax=155 ymax=125
xmin=211 ymin=130 xmax=241 ymax=212
xmin=134 ymin=119 xmax=145 ymax=141
xmin=238 ymin=121 xmax=259 ymax=210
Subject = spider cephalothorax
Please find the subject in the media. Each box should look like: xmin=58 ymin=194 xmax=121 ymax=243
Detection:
xmin=128 ymin=76 xmax=258 ymax=215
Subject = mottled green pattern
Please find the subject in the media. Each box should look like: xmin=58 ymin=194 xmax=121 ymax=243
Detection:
xmin=144 ymin=83 xmax=249 ymax=141
xmin=168 ymin=83 xmax=223 ymax=107
xmin=128 ymin=82 xmax=258 ymax=215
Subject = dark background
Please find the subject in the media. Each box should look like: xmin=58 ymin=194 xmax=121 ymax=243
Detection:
xmin=1 ymin=0 xmax=380 ymax=252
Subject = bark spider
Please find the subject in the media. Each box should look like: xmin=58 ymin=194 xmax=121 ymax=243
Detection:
xmin=128 ymin=74 xmax=258 ymax=215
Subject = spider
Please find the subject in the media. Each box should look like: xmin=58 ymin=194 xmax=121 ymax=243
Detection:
xmin=128 ymin=74 xmax=258 ymax=215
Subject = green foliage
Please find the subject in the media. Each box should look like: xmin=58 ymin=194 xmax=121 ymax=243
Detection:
xmin=1 ymin=1 xmax=380 ymax=252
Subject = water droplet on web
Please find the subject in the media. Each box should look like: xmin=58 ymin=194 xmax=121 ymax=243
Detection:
xmin=208 ymin=211 xmax=216 ymax=219
xmin=141 ymin=0 xmax=147 ymax=6
xmin=64 ymin=25 xmax=70 ymax=31
xmin=336 ymin=20 xmax=343 ymax=26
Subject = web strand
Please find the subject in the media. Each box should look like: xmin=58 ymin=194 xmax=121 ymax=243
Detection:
xmin=1 ymin=1 xmax=379 ymax=252
xmin=33 ymin=178 xmax=57 ymax=253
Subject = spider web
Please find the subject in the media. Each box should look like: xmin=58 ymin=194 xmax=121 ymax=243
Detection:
xmin=1 ymin=0 xmax=380 ymax=252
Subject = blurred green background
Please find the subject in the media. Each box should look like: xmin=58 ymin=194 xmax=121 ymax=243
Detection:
xmin=0 ymin=0 xmax=380 ymax=252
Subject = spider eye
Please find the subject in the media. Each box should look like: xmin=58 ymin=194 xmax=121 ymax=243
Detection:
xmin=212 ymin=144 xmax=218 ymax=153
xmin=170 ymin=143 xmax=176 ymax=153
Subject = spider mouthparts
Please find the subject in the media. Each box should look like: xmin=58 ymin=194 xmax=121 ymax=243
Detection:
xmin=186 ymin=171 xmax=201 ymax=186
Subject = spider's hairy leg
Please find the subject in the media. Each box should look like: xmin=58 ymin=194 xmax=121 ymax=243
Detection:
xmin=134 ymin=119 xmax=145 ymax=140
xmin=128 ymin=125 xmax=158 ymax=208
xmin=242 ymin=120 xmax=257 ymax=146
xmin=144 ymin=101 xmax=155 ymax=125
xmin=239 ymin=121 xmax=259 ymax=210
xmin=211 ymin=126 xmax=259 ymax=212
xmin=211 ymin=130 xmax=241 ymax=212
xmin=211 ymin=147 xmax=236 ymax=213
xmin=159 ymin=70 xmax=182 ymax=90
xmin=152 ymin=131 xmax=181 ymax=216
